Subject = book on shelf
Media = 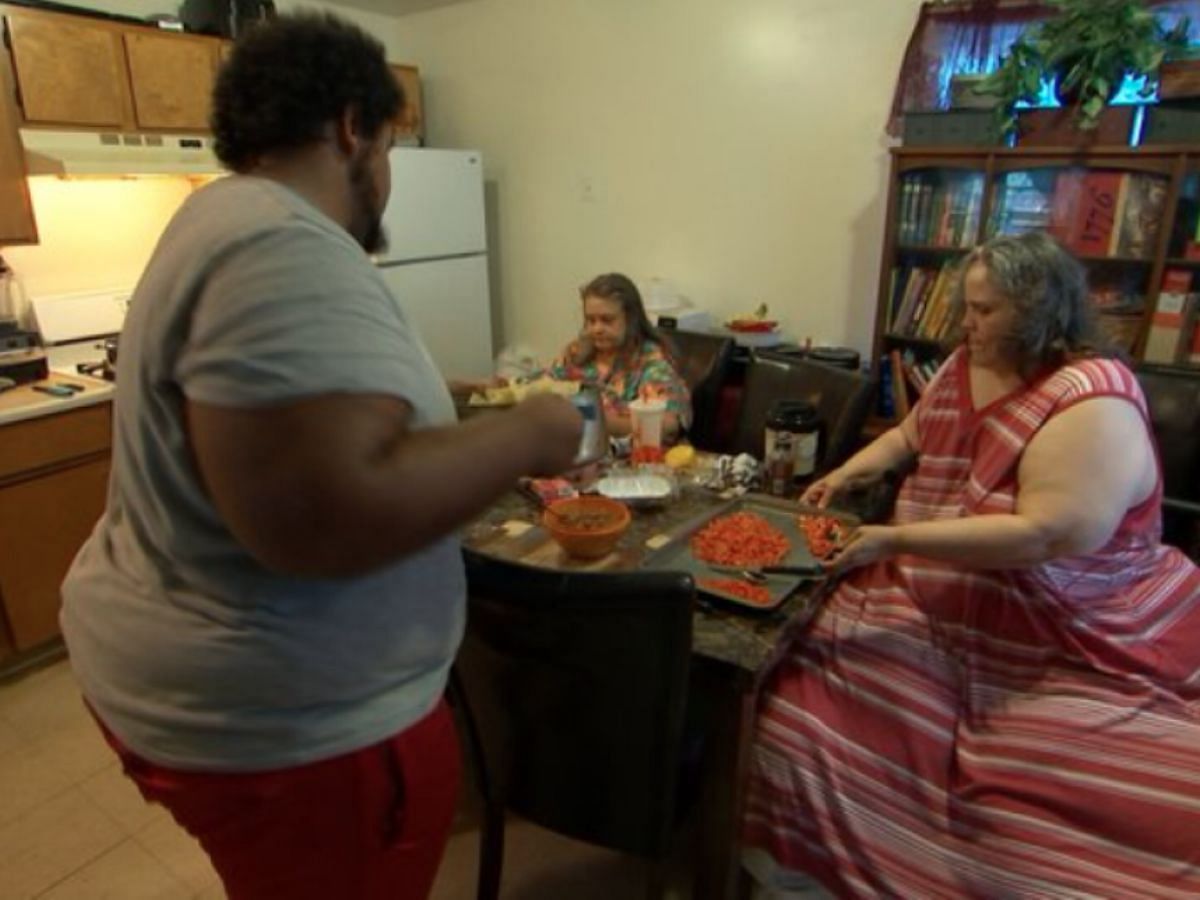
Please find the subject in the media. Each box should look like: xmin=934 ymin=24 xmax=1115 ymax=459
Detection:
xmin=916 ymin=182 xmax=935 ymax=245
xmin=1114 ymin=175 xmax=1169 ymax=259
xmin=1144 ymin=268 xmax=1194 ymax=364
xmin=893 ymin=348 xmax=937 ymax=396
xmin=1184 ymin=300 xmax=1200 ymax=365
xmin=877 ymin=354 xmax=896 ymax=419
xmin=1047 ymin=169 xmax=1085 ymax=249
xmin=896 ymin=174 xmax=981 ymax=248
xmin=889 ymin=349 xmax=911 ymax=418
xmin=1042 ymin=170 xmax=1167 ymax=259
xmin=898 ymin=179 xmax=918 ymax=244
xmin=1074 ymin=170 xmax=1124 ymax=257
xmin=991 ymin=172 xmax=1054 ymax=237
xmin=888 ymin=260 xmax=959 ymax=340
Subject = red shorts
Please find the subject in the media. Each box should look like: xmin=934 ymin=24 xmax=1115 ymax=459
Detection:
xmin=95 ymin=699 xmax=461 ymax=900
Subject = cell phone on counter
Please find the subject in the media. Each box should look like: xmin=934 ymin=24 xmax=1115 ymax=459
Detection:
xmin=33 ymin=383 xmax=80 ymax=398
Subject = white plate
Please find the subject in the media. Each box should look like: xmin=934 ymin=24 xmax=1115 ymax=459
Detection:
xmin=596 ymin=474 xmax=673 ymax=505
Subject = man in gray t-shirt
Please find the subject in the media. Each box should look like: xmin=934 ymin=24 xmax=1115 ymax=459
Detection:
xmin=59 ymin=14 xmax=581 ymax=900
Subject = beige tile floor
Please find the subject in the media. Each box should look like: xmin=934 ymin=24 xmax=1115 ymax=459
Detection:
xmin=0 ymin=657 xmax=687 ymax=900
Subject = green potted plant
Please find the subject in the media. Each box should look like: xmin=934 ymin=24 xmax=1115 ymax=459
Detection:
xmin=975 ymin=0 xmax=1190 ymax=139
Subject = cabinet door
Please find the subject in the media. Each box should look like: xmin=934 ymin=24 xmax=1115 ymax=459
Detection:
xmin=6 ymin=13 xmax=128 ymax=128
xmin=391 ymin=64 xmax=423 ymax=144
xmin=0 ymin=35 xmax=36 ymax=244
xmin=0 ymin=456 xmax=109 ymax=650
xmin=124 ymin=31 xmax=218 ymax=132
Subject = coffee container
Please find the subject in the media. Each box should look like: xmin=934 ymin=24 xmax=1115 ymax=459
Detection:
xmin=764 ymin=400 xmax=820 ymax=495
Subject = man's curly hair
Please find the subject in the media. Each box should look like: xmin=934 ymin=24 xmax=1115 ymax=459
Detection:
xmin=212 ymin=13 xmax=403 ymax=172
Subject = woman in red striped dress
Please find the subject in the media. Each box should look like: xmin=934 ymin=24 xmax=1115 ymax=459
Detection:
xmin=743 ymin=232 xmax=1200 ymax=898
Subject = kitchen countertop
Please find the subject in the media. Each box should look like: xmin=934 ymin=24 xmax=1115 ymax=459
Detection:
xmin=0 ymin=374 xmax=114 ymax=426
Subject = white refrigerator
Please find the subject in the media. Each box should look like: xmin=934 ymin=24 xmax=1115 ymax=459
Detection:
xmin=376 ymin=148 xmax=494 ymax=380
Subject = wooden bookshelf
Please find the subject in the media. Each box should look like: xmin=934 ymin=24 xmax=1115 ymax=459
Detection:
xmin=872 ymin=145 xmax=1200 ymax=425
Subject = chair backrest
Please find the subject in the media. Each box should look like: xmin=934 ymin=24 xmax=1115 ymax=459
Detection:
xmin=661 ymin=330 xmax=735 ymax=451
xmin=732 ymin=351 xmax=875 ymax=471
xmin=1136 ymin=363 xmax=1200 ymax=505
xmin=454 ymin=549 xmax=695 ymax=859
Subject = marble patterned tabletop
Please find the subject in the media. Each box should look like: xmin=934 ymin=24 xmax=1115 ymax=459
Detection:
xmin=463 ymin=481 xmax=832 ymax=674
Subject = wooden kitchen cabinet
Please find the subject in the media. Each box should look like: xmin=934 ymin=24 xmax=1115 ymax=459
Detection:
xmin=125 ymin=30 xmax=219 ymax=132
xmin=4 ymin=10 xmax=131 ymax=129
xmin=391 ymin=64 xmax=424 ymax=144
xmin=1 ymin=4 xmax=222 ymax=134
xmin=0 ymin=404 xmax=111 ymax=659
xmin=0 ymin=22 xmax=34 ymax=245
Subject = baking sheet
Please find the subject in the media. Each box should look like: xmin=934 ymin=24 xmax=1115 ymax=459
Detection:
xmin=642 ymin=494 xmax=858 ymax=615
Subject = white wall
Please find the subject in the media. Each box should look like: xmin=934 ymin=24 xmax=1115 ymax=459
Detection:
xmin=384 ymin=0 xmax=921 ymax=361
xmin=4 ymin=0 xmax=921 ymax=364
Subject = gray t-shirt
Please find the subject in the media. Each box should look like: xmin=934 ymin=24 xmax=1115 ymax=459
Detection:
xmin=61 ymin=176 xmax=464 ymax=771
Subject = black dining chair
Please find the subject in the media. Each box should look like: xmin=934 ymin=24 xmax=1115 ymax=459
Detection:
xmin=661 ymin=330 xmax=735 ymax=452
xmin=1136 ymin=362 xmax=1200 ymax=560
xmin=731 ymin=350 xmax=875 ymax=473
xmin=450 ymin=549 xmax=699 ymax=900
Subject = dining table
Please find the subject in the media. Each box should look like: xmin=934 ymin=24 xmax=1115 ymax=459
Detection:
xmin=462 ymin=468 xmax=835 ymax=900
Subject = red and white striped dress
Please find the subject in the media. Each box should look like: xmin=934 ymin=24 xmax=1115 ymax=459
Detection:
xmin=744 ymin=349 xmax=1200 ymax=898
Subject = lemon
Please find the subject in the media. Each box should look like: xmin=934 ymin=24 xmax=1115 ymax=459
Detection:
xmin=665 ymin=444 xmax=696 ymax=470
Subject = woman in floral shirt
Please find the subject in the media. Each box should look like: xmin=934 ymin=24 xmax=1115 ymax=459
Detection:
xmin=546 ymin=273 xmax=690 ymax=443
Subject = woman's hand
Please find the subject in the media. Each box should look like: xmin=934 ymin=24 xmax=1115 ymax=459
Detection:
xmin=801 ymin=467 xmax=883 ymax=509
xmin=801 ymin=468 xmax=848 ymax=508
xmin=824 ymin=525 xmax=897 ymax=574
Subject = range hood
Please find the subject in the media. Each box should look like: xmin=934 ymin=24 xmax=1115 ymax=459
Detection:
xmin=21 ymin=129 xmax=225 ymax=177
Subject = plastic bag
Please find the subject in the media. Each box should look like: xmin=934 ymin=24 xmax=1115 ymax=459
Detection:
xmin=495 ymin=344 xmax=541 ymax=381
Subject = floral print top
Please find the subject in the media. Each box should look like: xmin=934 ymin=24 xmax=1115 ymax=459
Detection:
xmin=546 ymin=338 xmax=691 ymax=423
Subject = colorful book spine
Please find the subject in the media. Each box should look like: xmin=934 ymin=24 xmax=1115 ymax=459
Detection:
xmin=1144 ymin=268 xmax=1192 ymax=364
xmin=1074 ymin=171 xmax=1123 ymax=257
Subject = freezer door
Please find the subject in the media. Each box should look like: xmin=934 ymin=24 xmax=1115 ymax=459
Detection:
xmin=380 ymin=148 xmax=487 ymax=262
xmin=379 ymin=255 xmax=494 ymax=380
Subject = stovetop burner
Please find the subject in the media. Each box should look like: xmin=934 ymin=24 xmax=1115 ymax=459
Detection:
xmin=76 ymin=360 xmax=116 ymax=382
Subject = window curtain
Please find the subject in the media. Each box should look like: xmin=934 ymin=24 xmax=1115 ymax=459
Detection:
xmin=888 ymin=0 xmax=1200 ymax=136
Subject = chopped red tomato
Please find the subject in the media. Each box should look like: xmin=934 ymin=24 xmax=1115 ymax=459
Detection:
xmin=690 ymin=512 xmax=791 ymax=568
xmin=697 ymin=577 xmax=773 ymax=607
xmin=797 ymin=514 xmax=846 ymax=560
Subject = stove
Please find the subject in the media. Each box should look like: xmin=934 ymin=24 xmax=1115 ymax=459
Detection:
xmin=30 ymin=288 xmax=130 ymax=382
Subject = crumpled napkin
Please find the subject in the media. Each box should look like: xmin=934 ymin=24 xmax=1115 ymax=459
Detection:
xmin=701 ymin=453 xmax=761 ymax=493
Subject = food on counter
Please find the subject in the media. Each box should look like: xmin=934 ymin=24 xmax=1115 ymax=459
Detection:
xmin=664 ymin=444 xmax=696 ymax=469
xmin=543 ymin=495 xmax=631 ymax=560
xmin=469 ymin=384 xmax=517 ymax=406
xmin=725 ymin=302 xmax=778 ymax=333
xmin=469 ymin=376 xmax=581 ymax=406
xmin=798 ymin=514 xmax=847 ymax=559
xmin=690 ymin=511 xmax=790 ymax=568
xmin=698 ymin=577 xmax=773 ymax=607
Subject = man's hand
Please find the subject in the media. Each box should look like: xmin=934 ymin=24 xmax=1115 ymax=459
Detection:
xmin=514 ymin=393 xmax=584 ymax=476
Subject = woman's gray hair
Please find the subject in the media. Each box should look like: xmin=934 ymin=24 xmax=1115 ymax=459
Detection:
xmin=947 ymin=232 xmax=1110 ymax=377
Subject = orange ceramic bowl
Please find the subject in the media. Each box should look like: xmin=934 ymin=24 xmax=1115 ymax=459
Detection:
xmin=543 ymin=495 xmax=632 ymax=559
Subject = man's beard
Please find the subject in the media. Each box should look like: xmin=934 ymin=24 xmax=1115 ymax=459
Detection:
xmin=348 ymin=150 xmax=388 ymax=255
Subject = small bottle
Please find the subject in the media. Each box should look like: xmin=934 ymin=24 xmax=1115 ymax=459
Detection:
xmin=767 ymin=431 xmax=796 ymax=497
